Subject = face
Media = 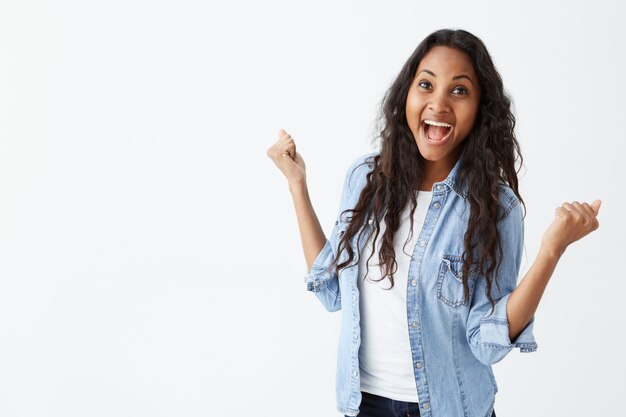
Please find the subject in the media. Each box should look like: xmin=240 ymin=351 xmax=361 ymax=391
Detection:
xmin=405 ymin=46 xmax=480 ymax=170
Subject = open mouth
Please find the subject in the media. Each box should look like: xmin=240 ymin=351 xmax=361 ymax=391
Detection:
xmin=422 ymin=119 xmax=454 ymax=144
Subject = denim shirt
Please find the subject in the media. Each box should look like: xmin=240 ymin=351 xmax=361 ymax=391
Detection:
xmin=303 ymin=151 xmax=538 ymax=417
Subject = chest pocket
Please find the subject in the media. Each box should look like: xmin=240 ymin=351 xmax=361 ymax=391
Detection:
xmin=436 ymin=254 xmax=479 ymax=308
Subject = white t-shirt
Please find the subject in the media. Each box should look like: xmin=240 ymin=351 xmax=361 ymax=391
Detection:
xmin=358 ymin=190 xmax=433 ymax=403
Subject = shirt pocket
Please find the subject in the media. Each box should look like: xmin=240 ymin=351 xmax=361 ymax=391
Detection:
xmin=436 ymin=254 xmax=479 ymax=308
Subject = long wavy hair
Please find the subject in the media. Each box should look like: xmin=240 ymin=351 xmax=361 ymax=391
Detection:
xmin=328 ymin=29 xmax=525 ymax=315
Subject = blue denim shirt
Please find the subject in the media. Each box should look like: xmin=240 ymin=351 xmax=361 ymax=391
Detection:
xmin=303 ymin=151 xmax=538 ymax=417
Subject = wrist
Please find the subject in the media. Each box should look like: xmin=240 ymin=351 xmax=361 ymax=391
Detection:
xmin=539 ymin=241 xmax=566 ymax=260
xmin=288 ymin=178 xmax=307 ymax=193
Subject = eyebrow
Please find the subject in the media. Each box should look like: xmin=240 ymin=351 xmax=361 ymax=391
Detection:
xmin=418 ymin=69 xmax=474 ymax=86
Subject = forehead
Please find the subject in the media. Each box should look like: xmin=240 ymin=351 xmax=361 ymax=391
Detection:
xmin=417 ymin=46 xmax=476 ymax=76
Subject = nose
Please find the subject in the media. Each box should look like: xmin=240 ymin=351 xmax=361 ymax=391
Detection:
xmin=428 ymin=91 xmax=450 ymax=114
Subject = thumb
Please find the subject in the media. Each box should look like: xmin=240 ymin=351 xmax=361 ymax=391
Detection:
xmin=591 ymin=199 xmax=602 ymax=215
xmin=282 ymin=150 xmax=295 ymax=161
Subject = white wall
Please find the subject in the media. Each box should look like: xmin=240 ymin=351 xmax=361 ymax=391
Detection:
xmin=0 ymin=0 xmax=623 ymax=416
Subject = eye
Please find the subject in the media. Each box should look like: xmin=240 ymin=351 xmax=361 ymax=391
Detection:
xmin=452 ymin=86 xmax=468 ymax=95
xmin=418 ymin=80 xmax=432 ymax=90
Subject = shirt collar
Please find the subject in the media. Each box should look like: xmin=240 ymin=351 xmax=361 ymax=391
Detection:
xmin=438 ymin=152 xmax=469 ymax=200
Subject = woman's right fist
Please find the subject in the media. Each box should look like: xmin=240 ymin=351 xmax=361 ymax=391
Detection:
xmin=266 ymin=129 xmax=306 ymax=186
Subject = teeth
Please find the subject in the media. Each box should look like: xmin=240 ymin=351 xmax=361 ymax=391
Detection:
xmin=424 ymin=120 xmax=452 ymax=128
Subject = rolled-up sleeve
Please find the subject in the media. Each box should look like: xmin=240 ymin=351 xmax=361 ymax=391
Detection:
xmin=303 ymin=229 xmax=342 ymax=312
xmin=466 ymin=196 xmax=538 ymax=366
xmin=303 ymin=154 xmax=370 ymax=312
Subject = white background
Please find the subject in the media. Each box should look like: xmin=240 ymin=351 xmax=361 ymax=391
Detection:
xmin=0 ymin=1 xmax=624 ymax=416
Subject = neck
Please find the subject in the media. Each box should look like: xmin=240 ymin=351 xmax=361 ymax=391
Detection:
xmin=418 ymin=152 xmax=460 ymax=191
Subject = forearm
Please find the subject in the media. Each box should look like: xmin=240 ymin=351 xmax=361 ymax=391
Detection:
xmin=506 ymin=244 xmax=563 ymax=342
xmin=289 ymin=180 xmax=327 ymax=274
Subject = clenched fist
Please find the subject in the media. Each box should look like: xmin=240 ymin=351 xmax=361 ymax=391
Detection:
xmin=541 ymin=200 xmax=601 ymax=257
xmin=267 ymin=129 xmax=306 ymax=187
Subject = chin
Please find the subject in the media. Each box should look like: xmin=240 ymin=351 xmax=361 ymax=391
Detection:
xmin=415 ymin=142 xmax=448 ymax=161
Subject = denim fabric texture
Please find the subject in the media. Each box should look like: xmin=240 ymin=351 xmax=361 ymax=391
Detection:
xmin=304 ymin=151 xmax=538 ymax=417
xmin=344 ymin=391 xmax=497 ymax=417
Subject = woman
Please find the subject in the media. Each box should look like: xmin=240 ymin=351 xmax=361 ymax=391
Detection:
xmin=267 ymin=29 xmax=600 ymax=417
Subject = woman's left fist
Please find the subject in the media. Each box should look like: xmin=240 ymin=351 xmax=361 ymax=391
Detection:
xmin=541 ymin=199 xmax=601 ymax=257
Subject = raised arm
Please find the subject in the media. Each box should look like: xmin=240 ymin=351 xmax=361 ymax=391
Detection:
xmin=506 ymin=199 xmax=602 ymax=341
xmin=266 ymin=128 xmax=325 ymax=272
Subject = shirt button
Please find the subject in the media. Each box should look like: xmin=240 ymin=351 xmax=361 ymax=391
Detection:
xmin=353 ymin=332 xmax=358 ymax=339
xmin=352 ymin=370 xmax=358 ymax=377
xmin=436 ymin=185 xmax=443 ymax=191
xmin=415 ymin=361 xmax=423 ymax=369
xmin=411 ymin=321 xmax=419 ymax=328
xmin=368 ymin=219 xmax=373 ymax=225
xmin=433 ymin=202 xmax=440 ymax=209
xmin=352 ymin=294 xmax=357 ymax=301
xmin=422 ymin=402 xmax=430 ymax=410
xmin=418 ymin=240 xmax=425 ymax=247
xmin=411 ymin=279 xmax=417 ymax=286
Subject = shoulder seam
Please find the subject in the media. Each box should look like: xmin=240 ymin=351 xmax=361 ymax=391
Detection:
xmin=346 ymin=152 xmax=378 ymax=192
xmin=496 ymin=184 xmax=521 ymax=225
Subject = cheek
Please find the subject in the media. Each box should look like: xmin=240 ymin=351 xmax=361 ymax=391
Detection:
xmin=458 ymin=103 xmax=480 ymax=134
xmin=405 ymin=95 xmax=423 ymax=122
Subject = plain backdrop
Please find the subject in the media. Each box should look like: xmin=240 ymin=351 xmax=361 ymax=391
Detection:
xmin=0 ymin=1 xmax=624 ymax=416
